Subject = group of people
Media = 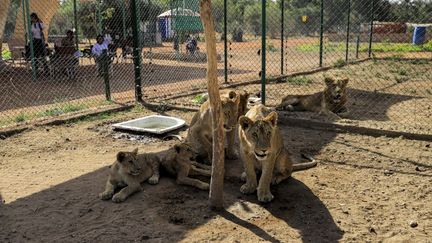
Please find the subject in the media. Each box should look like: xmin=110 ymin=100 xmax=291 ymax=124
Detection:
xmin=27 ymin=12 xmax=113 ymax=77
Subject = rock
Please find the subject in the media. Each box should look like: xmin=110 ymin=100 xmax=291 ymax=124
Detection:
xmin=425 ymin=144 xmax=430 ymax=148
xmin=415 ymin=166 xmax=426 ymax=172
xmin=65 ymin=138 xmax=71 ymax=142
xmin=0 ymin=135 xmax=6 ymax=140
xmin=384 ymin=170 xmax=394 ymax=176
xmin=409 ymin=220 xmax=418 ymax=228
xmin=369 ymin=226 xmax=377 ymax=234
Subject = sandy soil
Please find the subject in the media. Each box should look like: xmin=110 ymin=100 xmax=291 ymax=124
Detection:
xmin=0 ymin=107 xmax=431 ymax=242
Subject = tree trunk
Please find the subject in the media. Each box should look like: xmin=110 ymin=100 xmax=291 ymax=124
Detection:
xmin=199 ymin=0 xmax=225 ymax=210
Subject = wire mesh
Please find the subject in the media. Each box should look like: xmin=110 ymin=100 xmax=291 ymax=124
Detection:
xmin=0 ymin=0 xmax=431 ymax=135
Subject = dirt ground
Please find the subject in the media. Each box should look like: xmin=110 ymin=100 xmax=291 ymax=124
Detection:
xmin=173 ymin=59 xmax=432 ymax=135
xmin=0 ymin=107 xmax=431 ymax=242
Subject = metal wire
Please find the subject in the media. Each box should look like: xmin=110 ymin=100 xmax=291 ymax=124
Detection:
xmin=0 ymin=0 xmax=431 ymax=135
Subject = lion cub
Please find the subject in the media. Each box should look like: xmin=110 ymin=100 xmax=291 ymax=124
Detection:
xmin=99 ymin=148 xmax=153 ymax=203
xmin=99 ymin=143 xmax=211 ymax=203
xmin=186 ymin=90 xmax=240 ymax=163
xmin=238 ymin=104 xmax=317 ymax=202
xmin=276 ymin=76 xmax=349 ymax=119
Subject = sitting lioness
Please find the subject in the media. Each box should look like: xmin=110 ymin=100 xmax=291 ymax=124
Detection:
xmin=276 ymin=76 xmax=349 ymax=119
xmin=99 ymin=143 xmax=210 ymax=203
xmin=238 ymin=104 xmax=317 ymax=202
xmin=186 ymin=90 xmax=240 ymax=163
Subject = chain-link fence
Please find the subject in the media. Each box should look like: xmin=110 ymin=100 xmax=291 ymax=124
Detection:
xmin=0 ymin=0 xmax=431 ymax=135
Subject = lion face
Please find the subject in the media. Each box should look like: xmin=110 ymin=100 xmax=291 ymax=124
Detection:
xmin=221 ymin=91 xmax=240 ymax=132
xmin=116 ymin=148 xmax=142 ymax=176
xmin=239 ymin=111 xmax=278 ymax=161
xmin=324 ymin=77 xmax=349 ymax=104
xmin=174 ymin=142 xmax=198 ymax=161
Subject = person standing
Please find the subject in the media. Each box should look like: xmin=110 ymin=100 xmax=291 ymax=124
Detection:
xmin=30 ymin=12 xmax=48 ymax=74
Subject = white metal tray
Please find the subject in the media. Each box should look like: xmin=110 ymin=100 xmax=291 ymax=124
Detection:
xmin=112 ymin=115 xmax=186 ymax=134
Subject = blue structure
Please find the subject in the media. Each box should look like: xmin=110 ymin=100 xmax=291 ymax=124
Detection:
xmin=413 ymin=26 xmax=427 ymax=45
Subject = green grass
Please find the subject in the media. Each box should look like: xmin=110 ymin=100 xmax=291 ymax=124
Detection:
xmin=192 ymin=94 xmax=207 ymax=104
xmin=14 ymin=113 xmax=28 ymax=123
xmin=296 ymin=40 xmax=432 ymax=53
xmin=334 ymin=59 xmax=346 ymax=68
xmin=286 ymin=76 xmax=313 ymax=85
xmin=37 ymin=103 xmax=88 ymax=117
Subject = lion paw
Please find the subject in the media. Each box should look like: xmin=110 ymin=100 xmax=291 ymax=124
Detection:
xmin=257 ymin=191 xmax=274 ymax=203
xmin=99 ymin=191 xmax=113 ymax=200
xmin=111 ymin=193 xmax=126 ymax=203
xmin=240 ymin=183 xmax=257 ymax=194
xmin=148 ymin=175 xmax=159 ymax=185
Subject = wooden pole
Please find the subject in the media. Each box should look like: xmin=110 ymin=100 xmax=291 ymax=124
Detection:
xmin=199 ymin=0 xmax=225 ymax=210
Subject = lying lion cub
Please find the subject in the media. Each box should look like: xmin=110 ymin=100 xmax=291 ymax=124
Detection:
xmin=238 ymin=104 xmax=317 ymax=202
xmin=276 ymin=76 xmax=349 ymax=119
xmin=99 ymin=143 xmax=211 ymax=203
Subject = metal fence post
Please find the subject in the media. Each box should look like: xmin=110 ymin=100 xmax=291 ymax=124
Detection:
xmin=319 ymin=0 xmax=324 ymax=67
xmin=21 ymin=0 xmax=27 ymax=44
xmin=102 ymin=50 xmax=111 ymax=101
xmin=355 ymin=35 xmax=360 ymax=59
xmin=368 ymin=0 xmax=375 ymax=58
xmin=224 ymin=0 xmax=228 ymax=84
xmin=121 ymin=0 xmax=127 ymax=40
xmin=261 ymin=0 xmax=266 ymax=105
xmin=73 ymin=0 xmax=79 ymax=50
xmin=24 ymin=0 xmax=36 ymax=80
xmin=130 ymin=0 xmax=143 ymax=102
xmin=281 ymin=0 xmax=284 ymax=75
xmin=345 ymin=0 xmax=351 ymax=62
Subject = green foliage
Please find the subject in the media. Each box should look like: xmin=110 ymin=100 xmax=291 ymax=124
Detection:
xmin=334 ymin=59 xmax=346 ymax=68
xmin=192 ymin=94 xmax=207 ymax=104
xmin=14 ymin=113 xmax=27 ymax=123
xmin=286 ymin=76 xmax=313 ymax=85
xmin=37 ymin=103 xmax=88 ymax=117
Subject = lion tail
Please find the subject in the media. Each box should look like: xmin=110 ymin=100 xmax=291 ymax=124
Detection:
xmin=292 ymin=154 xmax=317 ymax=171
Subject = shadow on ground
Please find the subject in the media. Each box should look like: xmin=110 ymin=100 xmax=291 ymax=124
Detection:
xmin=0 ymin=125 xmax=342 ymax=242
xmin=0 ymin=63 xmax=251 ymax=112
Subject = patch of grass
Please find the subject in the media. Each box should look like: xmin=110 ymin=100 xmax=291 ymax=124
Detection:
xmin=37 ymin=103 xmax=88 ymax=117
xmin=410 ymin=59 xmax=429 ymax=65
xmin=14 ymin=113 xmax=28 ymax=123
xmin=286 ymin=76 xmax=313 ymax=85
xmin=334 ymin=59 xmax=346 ymax=68
xmin=297 ymin=41 xmax=432 ymax=53
xmin=192 ymin=94 xmax=207 ymax=104
xmin=360 ymin=41 xmax=432 ymax=53
xmin=398 ymin=69 xmax=408 ymax=76
xmin=396 ymin=76 xmax=409 ymax=83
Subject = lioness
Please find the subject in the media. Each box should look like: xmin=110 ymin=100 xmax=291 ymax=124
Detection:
xmin=186 ymin=90 xmax=240 ymax=163
xmin=276 ymin=76 xmax=349 ymax=119
xmin=238 ymin=104 xmax=317 ymax=202
xmin=99 ymin=143 xmax=210 ymax=203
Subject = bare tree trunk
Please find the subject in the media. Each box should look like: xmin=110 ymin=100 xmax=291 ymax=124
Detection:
xmin=199 ymin=0 xmax=225 ymax=210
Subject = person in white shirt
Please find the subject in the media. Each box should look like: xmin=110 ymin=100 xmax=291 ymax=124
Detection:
xmin=30 ymin=12 xmax=48 ymax=73
xmin=92 ymin=35 xmax=109 ymax=77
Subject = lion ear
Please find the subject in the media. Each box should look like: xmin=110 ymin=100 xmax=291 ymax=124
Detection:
xmin=264 ymin=111 xmax=278 ymax=127
xmin=239 ymin=116 xmax=253 ymax=130
xmin=132 ymin=148 xmax=138 ymax=155
xmin=228 ymin=90 xmax=237 ymax=100
xmin=117 ymin=152 xmax=126 ymax=163
xmin=324 ymin=76 xmax=335 ymax=86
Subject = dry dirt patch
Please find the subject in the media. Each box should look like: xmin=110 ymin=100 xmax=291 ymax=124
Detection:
xmin=0 ymin=107 xmax=431 ymax=242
